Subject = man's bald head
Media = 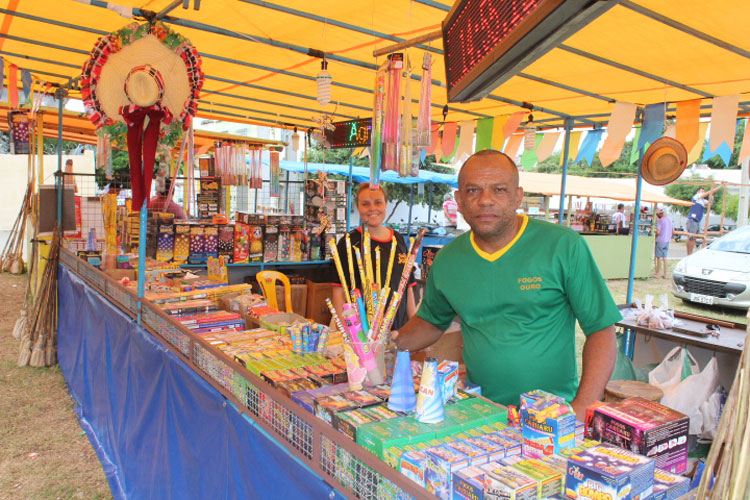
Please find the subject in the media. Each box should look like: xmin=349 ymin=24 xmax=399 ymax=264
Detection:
xmin=458 ymin=150 xmax=519 ymax=189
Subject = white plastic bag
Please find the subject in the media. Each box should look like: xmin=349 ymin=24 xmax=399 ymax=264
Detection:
xmin=660 ymin=355 xmax=720 ymax=435
xmin=648 ymin=346 xmax=700 ymax=392
xmin=635 ymin=294 xmax=675 ymax=329
xmin=698 ymin=385 xmax=727 ymax=440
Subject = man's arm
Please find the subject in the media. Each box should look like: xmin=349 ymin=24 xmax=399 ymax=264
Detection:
xmin=392 ymin=316 xmax=445 ymax=352
xmin=571 ymin=326 xmax=616 ymax=419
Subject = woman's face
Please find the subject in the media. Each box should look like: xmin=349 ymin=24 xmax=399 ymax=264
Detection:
xmin=357 ymin=188 xmax=386 ymax=227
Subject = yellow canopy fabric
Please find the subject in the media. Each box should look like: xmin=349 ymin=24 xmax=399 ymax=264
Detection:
xmin=0 ymin=0 xmax=749 ymax=132
xmin=519 ymin=171 xmax=691 ymax=206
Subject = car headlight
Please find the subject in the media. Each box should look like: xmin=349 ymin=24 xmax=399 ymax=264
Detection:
xmin=674 ymin=261 xmax=686 ymax=274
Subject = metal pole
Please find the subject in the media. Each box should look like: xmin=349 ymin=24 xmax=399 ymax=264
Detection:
xmin=136 ymin=202 xmax=148 ymax=324
xmin=407 ymin=184 xmax=415 ymax=236
xmin=346 ymin=155 xmax=353 ymax=232
xmin=558 ymin=118 xmax=572 ymax=225
xmin=55 ymin=87 xmax=66 ymax=226
xmin=427 ymin=183 xmax=433 ymax=224
xmin=624 ymin=150 xmax=646 ymax=359
xmin=739 ymin=158 xmax=750 ymax=227
xmin=283 ymin=170 xmax=290 ymax=213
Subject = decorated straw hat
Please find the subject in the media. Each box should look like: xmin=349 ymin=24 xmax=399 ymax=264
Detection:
xmin=81 ymin=22 xmax=203 ymax=149
xmin=640 ymin=137 xmax=687 ymax=186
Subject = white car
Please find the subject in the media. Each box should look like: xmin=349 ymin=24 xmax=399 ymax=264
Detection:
xmin=672 ymin=226 xmax=750 ymax=309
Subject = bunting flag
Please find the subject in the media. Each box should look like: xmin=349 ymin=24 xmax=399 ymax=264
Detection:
xmin=599 ymin=102 xmax=636 ymax=167
xmin=425 ymin=123 xmax=441 ymax=156
xmin=687 ymin=122 xmax=709 ymax=165
xmin=20 ymin=69 xmax=31 ymax=103
xmin=441 ymin=122 xmax=458 ymax=158
xmin=637 ymin=103 xmax=665 ymax=153
xmin=491 ymin=115 xmax=509 ymax=150
xmin=475 ymin=117 xmax=493 ymax=151
xmin=0 ymin=59 xmax=4 ymax=94
xmin=535 ymin=131 xmax=560 ymax=162
xmin=739 ymin=118 xmax=750 ymax=165
xmin=709 ymin=94 xmax=740 ymax=157
xmin=504 ymin=134 xmax=523 ymax=159
xmin=503 ymin=111 xmax=526 ymax=137
xmin=441 ymin=134 xmax=460 ymax=163
xmin=560 ymin=131 xmax=582 ymax=166
xmin=703 ymin=141 xmax=733 ymax=166
xmin=455 ymin=120 xmax=475 ymax=161
xmin=676 ymin=99 xmax=701 ymax=151
xmin=575 ymin=129 xmax=604 ymax=166
xmin=520 ymin=133 xmax=543 ymax=170
xmin=630 ymin=126 xmax=641 ymax=164
xmin=8 ymin=63 xmax=19 ymax=109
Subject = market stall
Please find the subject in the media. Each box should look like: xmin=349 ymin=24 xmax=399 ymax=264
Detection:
xmin=5 ymin=1 xmax=750 ymax=499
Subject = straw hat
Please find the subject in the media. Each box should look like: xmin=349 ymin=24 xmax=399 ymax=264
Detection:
xmin=640 ymin=137 xmax=687 ymax=186
xmin=81 ymin=22 xmax=202 ymax=141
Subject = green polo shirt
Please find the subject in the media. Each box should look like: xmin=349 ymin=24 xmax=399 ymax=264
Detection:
xmin=417 ymin=215 xmax=621 ymax=406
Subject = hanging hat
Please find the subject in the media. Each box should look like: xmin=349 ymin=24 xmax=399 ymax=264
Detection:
xmin=81 ymin=22 xmax=203 ymax=146
xmin=640 ymin=137 xmax=687 ymax=186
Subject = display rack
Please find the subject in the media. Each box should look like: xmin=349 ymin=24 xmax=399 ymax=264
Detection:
xmin=59 ymin=247 xmax=443 ymax=500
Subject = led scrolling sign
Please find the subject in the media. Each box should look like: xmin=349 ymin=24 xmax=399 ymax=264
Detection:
xmin=325 ymin=118 xmax=372 ymax=149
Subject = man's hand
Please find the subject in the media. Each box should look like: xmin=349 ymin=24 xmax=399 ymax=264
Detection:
xmin=392 ymin=316 xmax=445 ymax=352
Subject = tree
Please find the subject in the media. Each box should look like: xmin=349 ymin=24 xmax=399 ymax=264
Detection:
xmin=726 ymin=193 xmax=740 ymax=221
xmin=664 ymin=175 xmax=724 ymax=216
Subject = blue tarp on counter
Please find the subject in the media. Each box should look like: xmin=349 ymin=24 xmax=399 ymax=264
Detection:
xmin=58 ymin=265 xmax=345 ymax=500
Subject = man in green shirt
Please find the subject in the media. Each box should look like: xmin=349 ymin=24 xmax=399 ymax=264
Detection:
xmin=394 ymin=150 xmax=620 ymax=418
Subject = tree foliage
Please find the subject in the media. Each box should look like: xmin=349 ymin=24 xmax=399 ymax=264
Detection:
xmin=664 ymin=175 xmax=724 ymax=216
xmin=725 ymin=193 xmax=740 ymax=221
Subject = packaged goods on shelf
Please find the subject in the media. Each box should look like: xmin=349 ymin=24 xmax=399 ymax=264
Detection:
xmin=565 ymin=443 xmax=655 ymax=500
xmin=520 ymin=389 xmax=576 ymax=459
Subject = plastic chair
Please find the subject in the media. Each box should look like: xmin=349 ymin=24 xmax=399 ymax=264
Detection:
xmin=256 ymin=270 xmax=293 ymax=313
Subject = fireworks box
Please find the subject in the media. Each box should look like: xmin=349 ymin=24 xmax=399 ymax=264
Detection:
xmin=589 ymin=397 xmax=689 ymax=474
xmin=565 ymin=444 xmax=655 ymax=500
xmin=453 ymin=464 xmax=538 ymax=500
xmin=511 ymin=458 xmax=564 ymax=499
xmin=652 ymin=468 xmax=690 ymax=500
xmin=425 ymin=444 xmax=471 ymax=499
xmin=264 ymin=215 xmax=281 ymax=262
xmin=400 ymin=450 xmax=429 ymax=487
xmin=217 ymin=224 xmax=234 ymax=263
xmin=520 ymin=390 xmax=576 ymax=458
xmin=421 ymin=245 xmax=443 ymax=281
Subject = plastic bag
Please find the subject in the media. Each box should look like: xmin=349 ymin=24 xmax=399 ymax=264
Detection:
xmin=698 ymin=385 xmax=727 ymax=440
xmin=648 ymin=346 xmax=699 ymax=392
xmin=650 ymin=348 xmax=719 ymax=435
xmin=635 ymin=294 xmax=674 ymax=329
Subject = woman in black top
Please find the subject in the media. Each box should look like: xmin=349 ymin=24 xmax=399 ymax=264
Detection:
xmin=332 ymin=183 xmax=416 ymax=331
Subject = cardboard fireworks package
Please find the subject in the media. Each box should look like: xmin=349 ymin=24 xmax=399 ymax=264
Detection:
xmin=520 ymin=390 xmax=576 ymax=458
xmin=218 ymin=224 xmax=234 ymax=263
xmin=589 ymin=397 xmax=689 ymax=474
xmin=565 ymin=443 xmax=655 ymax=500
xmin=173 ymin=222 xmax=190 ymax=263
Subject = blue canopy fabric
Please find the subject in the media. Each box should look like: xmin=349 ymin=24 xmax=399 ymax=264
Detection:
xmin=58 ymin=265 xmax=346 ymax=500
xmin=277 ymin=160 xmax=459 ymax=187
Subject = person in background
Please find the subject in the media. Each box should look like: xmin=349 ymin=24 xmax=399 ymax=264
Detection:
xmin=611 ymin=204 xmax=628 ymax=235
xmin=394 ymin=150 xmax=620 ymax=416
xmin=332 ymin=183 xmax=417 ymax=331
xmin=149 ymin=178 xmax=187 ymax=220
xmin=653 ymin=207 xmax=673 ymax=279
xmin=443 ymin=192 xmax=458 ymax=228
xmin=63 ymin=159 xmax=78 ymax=194
xmin=686 ymin=184 xmax=723 ymax=255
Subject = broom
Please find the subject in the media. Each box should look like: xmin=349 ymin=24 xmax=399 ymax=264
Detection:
xmin=2 ymin=182 xmax=32 ymax=273
xmin=13 ymin=231 xmax=38 ymax=341
xmin=19 ymin=227 xmax=60 ymax=367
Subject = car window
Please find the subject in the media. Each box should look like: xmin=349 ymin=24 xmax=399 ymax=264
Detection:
xmin=709 ymin=227 xmax=750 ymax=253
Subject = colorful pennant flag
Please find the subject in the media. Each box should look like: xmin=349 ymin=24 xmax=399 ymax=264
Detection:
xmin=637 ymin=103 xmax=665 ymax=153
xmin=630 ymin=126 xmax=641 ymax=164
xmin=575 ymin=129 xmax=604 ymax=166
xmin=535 ymin=131 xmax=560 ymax=162
xmin=599 ymin=102 xmax=636 ymax=167
xmin=503 ymin=111 xmax=526 ymax=138
xmin=663 ymin=123 xmax=676 ymax=139
xmin=520 ymin=133 xmax=543 ymax=170
xmin=504 ymin=134 xmax=523 ymax=159
xmin=676 ymin=99 xmax=701 ymax=151
xmin=441 ymin=134 xmax=460 ymax=163
xmin=455 ymin=120 xmax=475 ymax=161
xmin=739 ymin=119 xmax=750 ymax=165
xmin=475 ymin=117 xmax=493 ymax=151
xmin=560 ymin=131 xmax=582 ymax=166
xmin=491 ymin=115 xmax=508 ymax=150
xmin=709 ymin=94 xmax=740 ymax=162
xmin=441 ymin=122 xmax=458 ymax=158
xmin=687 ymin=122 xmax=708 ymax=165
xmin=20 ymin=69 xmax=31 ymax=103
xmin=425 ymin=123 xmax=441 ymax=156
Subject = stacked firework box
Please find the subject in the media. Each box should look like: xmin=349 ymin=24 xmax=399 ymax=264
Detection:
xmin=326 ymin=227 xmax=426 ymax=389
xmin=520 ymin=390 xmax=576 ymax=459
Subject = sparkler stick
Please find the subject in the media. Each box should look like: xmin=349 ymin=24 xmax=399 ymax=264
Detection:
xmin=328 ymin=238 xmax=351 ymax=303
xmin=375 ymin=246 xmax=382 ymax=289
xmin=325 ymin=298 xmax=345 ymax=333
xmin=385 ymin=235 xmax=397 ymax=287
xmin=345 ymin=233 xmax=356 ymax=292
